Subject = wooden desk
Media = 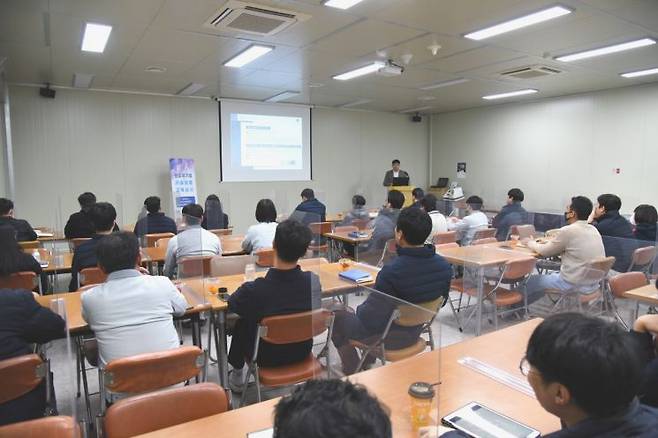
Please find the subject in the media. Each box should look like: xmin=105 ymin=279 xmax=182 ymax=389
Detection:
xmin=624 ymin=283 xmax=658 ymax=306
xmin=326 ymin=212 xmax=345 ymax=223
xmin=136 ymin=319 xmax=559 ymax=438
xmin=141 ymin=235 xmax=246 ymax=263
xmin=324 ymin=229 xmax=373 ymax=261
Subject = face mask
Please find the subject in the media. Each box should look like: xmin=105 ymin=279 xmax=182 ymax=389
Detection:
xmin=564 ymin=212 xmax=571 ymax=221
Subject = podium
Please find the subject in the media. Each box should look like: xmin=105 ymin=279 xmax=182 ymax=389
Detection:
xmin=388 ymin=185 xmax=415 ymax=208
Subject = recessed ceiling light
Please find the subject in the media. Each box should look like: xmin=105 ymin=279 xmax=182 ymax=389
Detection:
xmin=81 ymin=22 xmax=112 ymax=53
xmin=333 ymin=62 xmax=384 ymax=81
xmin=464 ymin=5 xmax=572 ymax=41
xmin=177 ymin=83 xmax=206 ymax=96
xmin=323 ymin=0 xmax=366 ymax=10
xmin=264 ymin=91 xmax=301 ymax=102
xmin=145 ymin=66 xmax=167 ymax=73
xmin=224 ymin=44 xmax=274 ymax=68
xmin=340 ymin=99 xmax=373 ymax=108
xmin=555 ymin=38 xmax=656 ymax=62
xmin=419 ymin=78 xmax=470 ymax=90
xmin=482 ymin=89 xmax=538 ymax=100
xmin=418 ymin=96 xmax=436 ymax=101
xmin=620 ymin=67 xmax=658 ymax=78
xmin=400 ymin=106 xmax=432 ymax=113
xmin=72 ymin=73 xmax=94 ymax=88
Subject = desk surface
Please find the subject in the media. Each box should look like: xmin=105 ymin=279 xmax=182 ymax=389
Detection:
xmin=324 ymin=229 xmax=373 ymax=244
xmin=624 ymin=283 xmax=658 ymax=305
xmin=136 ymin=319 xmax=558 ymax=437
xmin=437 ymin=242 xmax=537 ymax=267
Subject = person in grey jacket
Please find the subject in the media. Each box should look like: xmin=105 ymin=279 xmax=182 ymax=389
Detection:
xmin=382 ymin=159 xmax=410 ymax=186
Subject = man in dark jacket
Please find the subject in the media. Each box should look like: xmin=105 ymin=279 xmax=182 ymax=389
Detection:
xmin=366 ymin=190 xmax=404 ymax=254
xmin=332 ymin=207 xmax=452 ymax=375
xmin=492 ymin=188 xmax=528 ymax=241
xmin=0 ymin=198 xmax=37 ymax=242
xmin=0 ymin=289 xmax=66 ymax=426
xmin=64 ymin=192 xmax=97 ymax=239
xmin=589 ymin=194 xmax=636 ymax=272
xmin=290 ymin=188 xmax=326 ymax=225
xmin=133 ymin=196 xmax=177 ymax=237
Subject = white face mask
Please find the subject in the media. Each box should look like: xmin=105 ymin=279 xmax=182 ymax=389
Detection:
xmin=630 ymin=215 xmax=636 ymax=226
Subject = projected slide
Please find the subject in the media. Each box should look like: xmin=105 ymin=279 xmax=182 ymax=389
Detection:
xmin=220 ymin=101 xmax=312 ymax=182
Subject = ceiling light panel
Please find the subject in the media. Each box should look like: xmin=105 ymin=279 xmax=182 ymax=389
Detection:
xmin=340 ymin=99 xmax=373 ymax=108
xmin=464 ymin=5 xmax=572 ymax=41
xmin=419 ymin=78 xmax=470 ymax=90
xmin=621 ymin=67 xmax=658 ymax=78
xmin=333 ymin=62 xmax=384 ymax=81
xmin=177 ymin=83 xmax=206 ymax=96
xmin=555 ymin=38 xmax=656 ymax=62
xmin=400 ymin=106 xmax=432 ymax=113
xmin=482 ymin=89 xmax=538 ymax=100
xmin=224 ymin=45 xmax=274 ymax=68
xmin=81 ymin=23 xmax=112 ymax=53
xmin=324 ymin=0 xmax=366 ymax=10
xmin=264 ymin=91 xmax=301 ymax=102
xmin=72 ymin=73 xmax=94 ymax=88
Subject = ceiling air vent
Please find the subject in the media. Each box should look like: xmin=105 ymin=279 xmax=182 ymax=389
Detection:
xmin=204 ymin=1 xmax=310 ymax=36
xmin=500 ymin=65 xmax=563 ymax=79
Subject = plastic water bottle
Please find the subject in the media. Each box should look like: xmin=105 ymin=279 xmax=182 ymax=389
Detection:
xmin=32 ymin=249 xmax=41 ymax=264
xmin=244 ymin=263 xmax=256 ymax=281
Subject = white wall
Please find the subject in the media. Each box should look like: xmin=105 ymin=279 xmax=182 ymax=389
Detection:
xmin=9 ymin=85 xmax=429 ymax=232
xmin=431 ymin=82 xmax=658 ymax=214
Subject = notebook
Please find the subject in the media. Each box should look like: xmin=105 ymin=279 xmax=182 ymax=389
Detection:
xmin=339 ymin=269 xmax=373 ymax=284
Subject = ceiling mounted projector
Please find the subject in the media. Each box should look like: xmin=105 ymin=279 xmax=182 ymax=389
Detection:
xmin=377 ymin=60 xmax=404 ymax=77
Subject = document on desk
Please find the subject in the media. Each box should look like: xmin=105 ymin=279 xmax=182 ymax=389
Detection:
xmin=458 ymin=357 xmax=535 ymax=398
xmin=247 ymin=428 xmax=273 ymax=438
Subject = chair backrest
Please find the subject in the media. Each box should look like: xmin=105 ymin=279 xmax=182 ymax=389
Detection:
xmin=472 ymin=228 xmax=496 ymax=241
xmin=583 ymin=256 xmax=616 ymax=284
xmin=472 ymin=237 xmax=497 ymax=245
xmin=18 ymin=240 xmax=40 ymax=250
xmin=260 ymin=309 xmax=333 ymax=345
xmin=144 ymin=233 xmax=175 ymax=248
xmin=609 ymin=272 xmax=649 ymax=298
xmin=334 ymin=225 xmax=358 ymax=234
xmin=352 ymin=218 xmax=369 ymax=230
xmin=177 ymin=256 xmax=213 ymax=278
xmin=102 ymin=346 xmax=205 ymax=394
xmin=79 ymin=267 xmax=107 ymax=287
xmin=70 ymin=238 xmax=91 ymax=249
xmin=629 ymin=245 xmax=658 ymax=271
xmin=104 ymin=383 xmax=228 ymax=438
xmin=155 ymin=237 xmax=171 ymax=248
xmin=0 ymin=354 xmax=45 ymax=404
xmin=433 ymin=230 xmax=457 ymax=245
xmin=298 ymin=257 xmax=329 ymax=268
xmin=396 ymin=297 xmax=445 ymax=327
xmin=308 ymin=222 xmax=333 ymax=235
xmin=0 ymin=416 xmax=80 ymax=438
xmin=209 ymin=228 xmax=232 ymax=237
xmin=435 ymin=242 xmax=459 ymax=251
xmin=516 ymin=224 xmax=536 ymax=240
xmin=501 ymin=257 xmax=537 ymax=281
xmin=210 ymin=254 xmax=253 ymax=277
xmin=0 ymin=271 xmax=37 ymax=291
xmin=255 ymin=248 xmax=274 ymax=267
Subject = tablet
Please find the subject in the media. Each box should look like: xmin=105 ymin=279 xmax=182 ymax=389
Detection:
xmin=442 ymin=402 xmax=540 ymax=438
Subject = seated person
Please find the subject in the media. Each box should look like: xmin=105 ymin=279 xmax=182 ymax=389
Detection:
xmin=242 ymin=199 xmax=278 ymax=254
xmin=163 ymin=203 xmax=221 ymax=278
xmin=0 ymin=226 xmax=48 ymax=291
xmin=0 ymin=198 xmax=37 ymax=242
xmin=341 ymin=194 xmax=369 ymax=225
xmin=420 ymin=194 xmax=447 ymax=244
xmin=64 ymin=192 xmax=97 ymax=239
xmin=290 ymin=188 xmax=326 ymax=225
xmin=523 ymin=196 xmax=604 ymax=305
xmin=633 ymin=204 xmax=657 ymax=243
xmin=366 ymin=190 xmax=404 ymax=253
xmin=201 ymin=194 xmax=229 ymax=230
xmin=492 ymin=188 xmax=528 ymax=241
xmin=332 ymin=207 xmax=452 ymax=375
xmin=446 ymin=195 xmax=488 ymax=245
xmin=228 ymin=220 xmax=321 ymax=391
xmin=133 ymin=196 xmax=177 ymax=237
xmin=631 ymin=314 xmax=658 ymax=408
xmin=273 ymin=379 xmax=392 ymax=438
xmin=0 ymin=289 xmax=65 ymax=426
xmin=411 ymin=188 xmax=424 ymax=208
xmin=523 ymin=313 xmax=658 ymax=437
xmin=81 ymin=232 xmax=188 ymax=367
xmin=69 ymin=202 xmax=117 ymax=291
xmin=589 ymin=194 xmax=635 ymax=272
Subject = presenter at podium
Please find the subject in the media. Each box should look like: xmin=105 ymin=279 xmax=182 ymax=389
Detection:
xmin=382 ymin=159 xmax=410 ymax=186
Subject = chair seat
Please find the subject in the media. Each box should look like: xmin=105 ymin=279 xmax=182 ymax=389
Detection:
xmin=463 ymin=284 xmax=523 ymax=306
xmin=258 ymin=354 xmax=323 ymax=387
xmin=308 ymin=244 xmax=328 ymax=252
xmin=450 ymin=278 xmax=464 ymax=292
xmin=384 ymin=338 xmax=427 ymax=362
xmin=545 ymin=288 xmax=602 ymax=303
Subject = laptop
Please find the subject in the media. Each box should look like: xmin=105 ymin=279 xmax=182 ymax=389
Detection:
xmin=392 ymin=176 xmax=410 ymax=186
xmin=432 ymin=177 xmax=449 ymax=188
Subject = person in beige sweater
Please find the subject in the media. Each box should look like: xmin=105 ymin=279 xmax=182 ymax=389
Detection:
xmin=522 ymin=196 xmax=605 ymax=305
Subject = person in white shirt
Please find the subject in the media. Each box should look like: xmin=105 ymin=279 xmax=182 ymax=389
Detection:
xmin=447 ymin=195 xmax=488 ymax=245
xmin=242 ymin=199 xmax=278 ymax=254
xmin=420 ymin=194 xmax=447 ymax=244
xmin=81 ymin=232 xmax=189 ymax=367
xmin=163 ymin=203 xmax=221 ymax=277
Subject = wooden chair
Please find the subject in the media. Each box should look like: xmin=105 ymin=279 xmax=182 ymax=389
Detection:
xmin=79 ymin=267 xmax=107 ymax=288
xmin=352 ymin=218 xmax=370 ymax=231
xmin=69 ymin=238 xmax=91 ymax=251
xmin=471 ymin=228 xmax=496 ymax=242
xmin=0 ymin=271 xmax=37 ymax=291
xmin=472 ymin=237 xmax=497 ymax=246
xmin=627 ymin=245 xmax=657 ymax=276
xmin=350 ymin=297 xmax=444 ymax=373
xmin=546 ymin=256 xmax=616 ymax=313
xmin=209 ymin=228 xmax=232 ymax=237
xmin=144 ymin=233 xmax=175 ymax=248
xmin=376 ymin=238 xmax=398 ymax=268
xmin=308 ymin=222 xmax=332 ymax=256
xmin=0 ymin=354 xmax=51 ymax=414
xmin=155 ymin=237 xmax=171 ymax=248
xmin=255 ymin=248 xmax=274 ymax=267
xmin=239 ymin=309 xmax=334 ymax=407
xmin=177 ymin=256 xmax=214 ymax=278
xmin=210 ymin=254 xmax=254 ymax=277
xmin=298 ymin=257 xmax=329 ymax=268
xmin=435 ymin=242 xmax=459 ymax=252
xmin=433 ymin=231 xmax=457 ymax=245
xmin=507 ymin=224 xmax=536 ymax=240
xmin=18 ymin=240 xmax=40 ymax=250
xmin=0 ymin=416 xmax=80 ymax=438
xmin=607 ymin=272 xmax=649 ymax=329
xmin=103 ymin=383 xmax=228 ymax=438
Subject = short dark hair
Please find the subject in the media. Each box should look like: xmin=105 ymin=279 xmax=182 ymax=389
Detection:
xmin=387 ymin=190 xmax=404 ymax=209
xmin=526 ymin=313 xmax=643 ymax=418
xmin=96 ymin=232 xmax=140 ymax=274
xmin=89 ymin=202 xmax=117 ymax=232
xmin=255 ymin=199 xmax=277 ymax=223
xmin=634 ymin=204 xmax=658 ymax=225
xmin=205 ymin=194 xmax=219 ymax=203
xmin=597 ymin=194 xmax=622 ymax=212
xmin=392 ymin=159 xmax=400 ymax=165
xmin=466 ymin=195 xmax=483 ymax=210
xmin=182 ymin=203 xmax=203 ymax=220
xmin=570 ymin=196 xmax=593 ymax=220
xmin=301 ymin=188 xmax=315 ymax=200
xmin=273 ymin=220 xmax=312 ymax=263
xmin=273 ymin=379 xmax=392 ymax=438
xmin=508 ymin=188 xmax=524 ymax=202
xmin=78 ymin=192 xmax=96 ymax=209
xmin=396 ymin=207 xmax=432 ymax=245
xmin=412 ymin=188 xmax=424 ymax=200
xmin=420 ymin=194 xmax=438 ymax=212
xmin=0 ymin=198 xmax=14 ymax=215
xmin=144 ymin=196 xmax=161 ymax=214
xmin=352 ymin=195 xmax=366 ymax=207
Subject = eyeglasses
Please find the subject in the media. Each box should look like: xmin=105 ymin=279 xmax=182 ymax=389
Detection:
xmin=519 ymin=356 xmax=531 ymax=376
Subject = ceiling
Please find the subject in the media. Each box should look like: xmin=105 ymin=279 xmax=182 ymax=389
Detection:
xmin=1 ymin=0 xmax=657 ymax=113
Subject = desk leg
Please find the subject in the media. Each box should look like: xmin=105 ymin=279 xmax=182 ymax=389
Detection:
xmin=213 ymin=311 xmax=228 ymax=387
xmin=476 ymin=266 xmax=484 ymax=336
